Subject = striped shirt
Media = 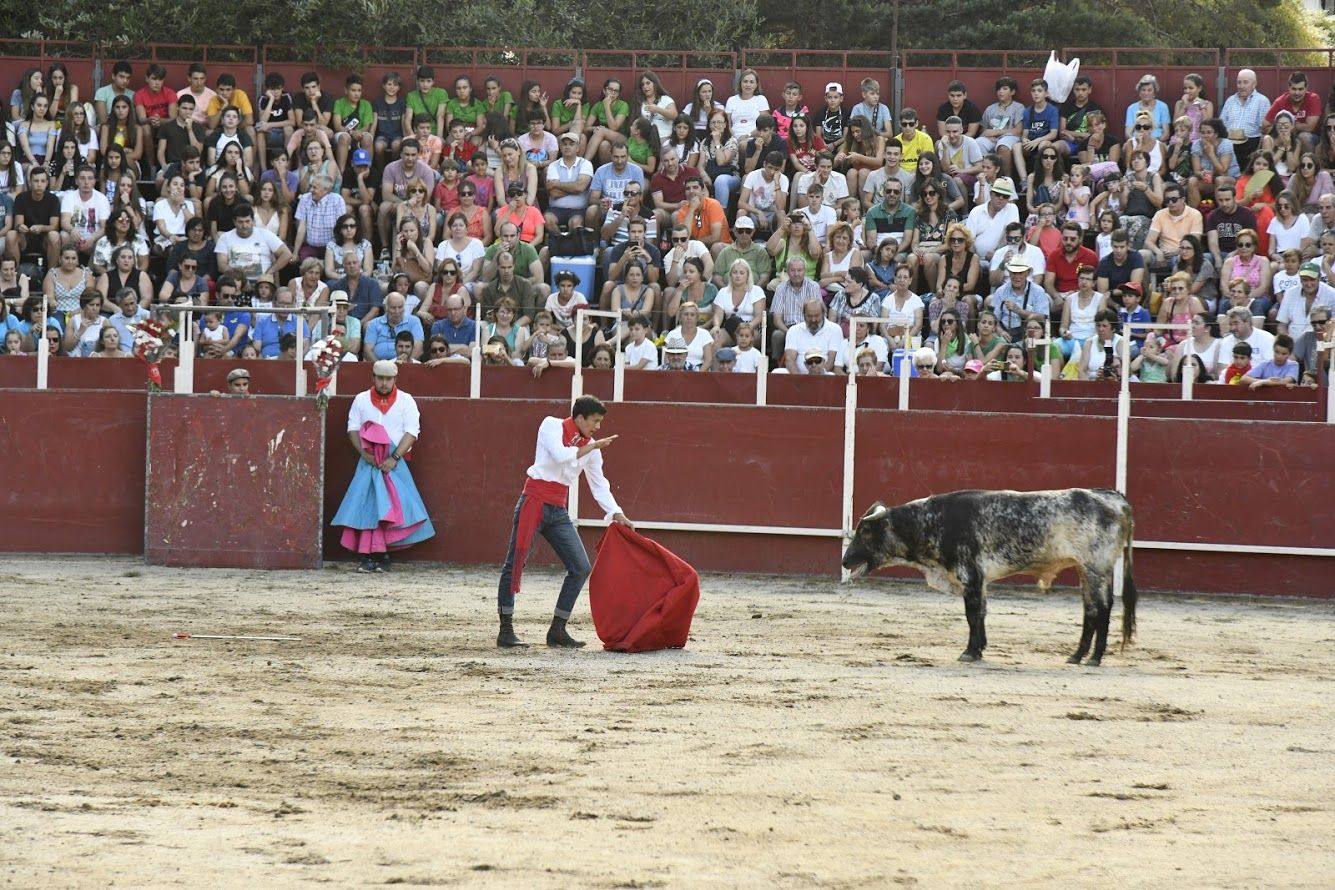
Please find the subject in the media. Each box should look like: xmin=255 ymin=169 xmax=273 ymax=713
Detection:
xmin=1220 ymin=91 xmax=1269 ymax=140
xmin=294 ymin=190 xmax=348 ymax=248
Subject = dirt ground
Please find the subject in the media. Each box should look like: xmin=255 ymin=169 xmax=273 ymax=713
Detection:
xmin=1 ymin=556 xmax=1331 ymax=888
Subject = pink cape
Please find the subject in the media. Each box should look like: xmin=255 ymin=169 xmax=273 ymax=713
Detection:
xmin=589 ymin=524 xmax=700 ymax=652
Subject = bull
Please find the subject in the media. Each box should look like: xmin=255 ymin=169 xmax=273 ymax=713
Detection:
xmin=841 ymin=488 xmax=1137 ymax=665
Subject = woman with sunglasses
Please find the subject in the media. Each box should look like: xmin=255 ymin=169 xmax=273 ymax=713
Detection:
xmin=1156 ymin=270 xmax=1206 ymax=349
xmin=907 ymin=182 xmax=955 ymax=290
xmin=395 ymin=177 xmax=438 ymax=246
xmin=1122 ymin=112 xmax=1163 ymax=176
xmin=157 ymin=254 xmax=208 ymax=305
xmin=935 ymin=222 xmax=980 ymax=301
xmin=391 ymin=216 xmax=433 ymax=291
xmin=166 ymin=217 xmax=216 ymax=280
xmin=325 ymin=213 xmax=372 ymax=280
xmin=1026 ymin=146 xmax=1066 ymax=214
xmin=1220 ymin=228 xmax=1272 ymax=315
xmin=455 ymin=180 xmax=493 ymax=244
xmin=419 ymin=259 xmax=469 ymax=327
xmin=929 ymin=307 xmax=970 ymax=374
xmin=1262 ymin=110 xmax=1301 ymax=178
xmin=1265 ymin=190 xmax=1312 ymax=268
xmin=91 ymin=208 xmax=149 ymax=277
xmin=1287 ymin=152 xmax=1331 ymax=215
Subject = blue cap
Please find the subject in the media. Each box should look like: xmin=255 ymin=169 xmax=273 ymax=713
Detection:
xmin=352 ymin=148 xmax=371 ymax=166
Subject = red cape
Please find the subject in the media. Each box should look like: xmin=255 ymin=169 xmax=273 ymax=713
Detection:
xmin=589 ymin=524 xmax=700 ymax=652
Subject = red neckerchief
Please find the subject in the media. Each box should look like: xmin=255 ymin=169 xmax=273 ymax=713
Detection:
xmin=561 ymin=416 xmax=587 ymax=448
xmin=370 ymin=386 xmax=398 ymax=414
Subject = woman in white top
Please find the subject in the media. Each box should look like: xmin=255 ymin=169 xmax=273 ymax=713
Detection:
xmin=1123 ymin=112 xmax=1163 ymax=175
xmin=668 ymin=300 xmax=716 ymax=369
xmin=637 ymin=71 xmax=677 ymax=143
xmin=63 ymin=103 xmax=99 ymax=165
xmin=1265 ymin=191 xmax=1311 ymax=266
xmin=1058 ymin=266 xmax=1107 ymax=358
xmin=1168 ymin=313 xmax=1220 ymax=380
xmin=724 ymin=69 xmax=768 ymax=140
xmin=289 ymin=257 xmax=330 ymax=307
xmin=435 ymin=212 xmax=487 ymax=288
xmin=611 ymin=262 xmax=656 ymax=340
xmin=0 ymin=142 xmax=25 ymax=196
xmin=817 ymin=222 xmax=865 ymax=294
xmin=880 ymin=265 xmax=924 ymax=349
xmin=1080 ymin=310 xmax=1125 ymax=380
xmin=153 ymin=174 xmax=197 ymax=252
xmin=711 ymin=258 xmax=766 ymax=348
xmin=253 ymin=179 xmax=289 ymax=240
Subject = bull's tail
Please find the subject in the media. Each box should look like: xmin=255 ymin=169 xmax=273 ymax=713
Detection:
xmin=1120 ymin=530 xmax=1137 ymax=651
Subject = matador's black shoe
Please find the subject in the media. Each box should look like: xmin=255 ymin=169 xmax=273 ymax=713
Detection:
xmin=497 ymin=613 xmax=527 ymax=648
xmin=546 ymin=616 xmax=586 ymax=648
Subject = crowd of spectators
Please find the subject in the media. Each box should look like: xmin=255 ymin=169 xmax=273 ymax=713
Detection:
xmin=0 ymin=60 xmax=1331 ymax=389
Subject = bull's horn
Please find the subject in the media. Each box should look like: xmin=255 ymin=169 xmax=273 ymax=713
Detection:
xmin=862 ymin=503 xmax=888 ymax=521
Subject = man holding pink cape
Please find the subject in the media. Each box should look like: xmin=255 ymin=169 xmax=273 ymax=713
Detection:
xmin=332 ymin=360 xmax=435 ymax=573
xmin=497 ymin=396 xmax=633 ymax=649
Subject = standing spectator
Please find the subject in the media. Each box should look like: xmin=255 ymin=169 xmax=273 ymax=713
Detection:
xmin=1220 ymin=69 xmax=1269 ymax=169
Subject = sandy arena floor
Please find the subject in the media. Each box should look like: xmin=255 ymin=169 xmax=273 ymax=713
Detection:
xmin=0 ymin=556 xmax=1331 ymax=887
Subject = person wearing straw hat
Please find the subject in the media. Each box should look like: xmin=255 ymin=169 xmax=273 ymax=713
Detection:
xmin=332 ymin=359 xmax=435 ymax=574
xmin=496 ymin=395 xmax=633 ymax=648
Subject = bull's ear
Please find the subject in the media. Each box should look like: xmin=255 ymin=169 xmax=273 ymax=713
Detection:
xmin=861 ymin=502 xmax=889 ymax=522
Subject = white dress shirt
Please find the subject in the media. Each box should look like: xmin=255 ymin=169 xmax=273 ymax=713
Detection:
xmin=527 ymin=416 xmax=621 ymax=518
xmin=347 ymin=389 xmax=420 ymax=449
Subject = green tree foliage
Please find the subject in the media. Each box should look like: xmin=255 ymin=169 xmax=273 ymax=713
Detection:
xmin=3 ymin=0 xmax=1326 ymax=61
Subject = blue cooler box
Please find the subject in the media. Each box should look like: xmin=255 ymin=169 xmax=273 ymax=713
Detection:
xmin=551 ymin=255 xmax=596 ymax=303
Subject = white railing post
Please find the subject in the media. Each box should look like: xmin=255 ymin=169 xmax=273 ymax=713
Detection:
xmin=294 ymin=313 xmax=305 ymax=396
xmin=470 ymin=303 xmax=482 ymax=399
xmin=1028 ymin=334 xmax=1051 ymax=398
xmin=1181 ymin=336 xmax=1195 ymax=401
xmin=175 ymin=309 xmax=195 ymax=394
xmin=1321 ymin=340 xmax=1334 ymax=424
xmin=36 ymin=315 xmax=49 ymax=389
xmin=613 ymin=327 xmax=624 ymax=402
xmin=898 ymin=358 xmax=910 ymax=410
xmin=1115 ymin=327 xmax=1131 ymax=495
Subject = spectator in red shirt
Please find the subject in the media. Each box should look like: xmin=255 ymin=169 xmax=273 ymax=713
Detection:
xmin=1265 ymin=72 xmax=1322 ymax=150
xmin=1044 ymin=221 xmax=1098 ymax=311
xmin=134 ymin=64 xmax=178 ymax=154
xmin=649 ymin=149 xmax=700 ymax=235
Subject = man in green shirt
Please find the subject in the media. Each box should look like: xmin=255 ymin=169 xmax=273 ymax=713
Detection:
xmin=863 ymin=180 xmax=916 ymax=263
xmin=712 ymin=216 xmax=772 ymax=289
xmin=406 ymin=65 xmax=449 ymax=136
xmin=333 ymin=74 xmax=376 ymax=169
xmin=483 ymin=222 xmax=551 ymax=300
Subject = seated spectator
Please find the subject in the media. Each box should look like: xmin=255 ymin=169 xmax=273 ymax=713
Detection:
xmin=1214 ymin=306 xmax=1275 ymax=376
xmin=769 ymin=256 xmax=823 ymax=357
xmin=712 ymin=216 xmax=770 ymax=286
xmin=482 ymin=296 xmax=529 ymax=358
xmin=975 ymin=78 xmax=1024 ymax=179
xmin=739 ymin=151 xmax=789 ymax=234
xmin=480 ymin=250 xmax=540 ymax=327
xmin=663 ymin=257 xmax=717 ymax=329
xmin=1116 ymin=282 xmax=1153 ymax=357
xmin=936 ymin=115 xmax=984 ymax=199
xmin=1276 ymin=262 xmax=1335 ymax=339
xmin=1266 ymin=191 xmax=1311 ymax=267
xmin=586 ymin=142 xmax=645 ymax=231
xmin=862 ymin=142 xmax=913 ymax=211
xmin=1141 ymin=182 xmax=1203 ymax=269
xmin=1219 ymin=228 xmax=1273 ymax=316
xmin=783 ymin=297 xmax=842 ymax=374
xmin=1078 ymin=309 xmax=1124 ymax=380
xmin=657 ymin=336 xmax=694 ymax=371
xmin=1291 ymin=306 xmax=1330 ymax=374
xmin=252 ymin=289 xmax=305 ymax=359
xmin=881 ymin=265 xmax=923 ymax=349
xmin=544 ymin=132 xmax=593 ymax=231
xmin=318 ymin=291 xmax=362 ymax=357
xmin=363 ymin=291 xmax=423 ymax=362
xmin=428 ymin=293 xmax=476 ymax=356
xmin=1220 ymin=341 xmax=1254 ymax=385
xmin=674 ymin=175 xmax=730 ymax=252
xmin=965 ymin=175 xmax=1018 ymax=272
xmin=989 ymin=256 xmax=1049 ymax=340
xmin=609 ymin=262 xmax=656 ymax=339
xmin=215 ymin=202 xmax=292 ymax=287
xmin=1044 ymin=221 xmax=1098 ymax=311
xmin=991 ymin=218 xmax=1046 ymax=292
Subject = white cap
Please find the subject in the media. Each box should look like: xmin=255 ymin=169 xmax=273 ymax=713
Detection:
xmin=734 ymin=215 xmax=756 ymax=230
xmin=991 ymin=176 xmax=1016 ymax=198
xmin=825 ymin=82 xmax=843 ymax=95
xmin=372 ymin=359 xmax=398 ymax=377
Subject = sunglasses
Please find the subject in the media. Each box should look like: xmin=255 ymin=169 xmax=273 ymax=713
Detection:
xmin=430 ymin=346 xmax=447 ymax=355
xmin=182 ymin=263 xmax=197 ymax=269
xmin=1135 ymin=124 xmax=1151 ymax=131
xmin=1167 ymin=195 xmax=1183 ymax=202
xmin=232 ymin=379 xmax=251 ymax=386
xmin=624 ymin=190 xmax=642 ymax=197
xmin=441 ymin=269 xmax=457 ymax=275
xmin=941 ymin=319 xmax=956 ymax=325
xmin=341 ymin=222 xmax=357 ymax=228
xmin=1041 ymin=153 xmax=1057 ymax=159
xmin=1237 ymin=241 xmax=1254 ymax=248
xmin=948 ymin=237 xmax=965 ymax=243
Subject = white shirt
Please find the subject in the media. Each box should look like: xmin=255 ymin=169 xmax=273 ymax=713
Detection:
xmin=835 ymin=334 xmax=889 ymax=369
xmin=215 ymin=227 xmax=285 ymax=281
xmin=1266 ymin=214 xmax=1310 ymax=254
xmin=527 ymin=416 xmax=620 ymax=518
xmin=1276 ymin=283 xmax=1335 ymax=339
xmin=784 ymin=319 xmax=843 ymax=373
xmin=623 ymin=337 xmax=658 ymax=369
xmin=714 ymin=284 xmax=766 ymax=323
xmin=347 ymin=388 xmax=421 ymax=450
xmin=434 ymin=236 xmax=485 ymax=270
xmin=61 ymin=190 xmax=112 ymax=240
xmin=990 ymin=242 xmax=1047 ymax=283
xmin=667 ymin=325 xmax=713 ymax=366
xmin=153 ymin=198 xmax=196 ymax=238
xmin=725 ymin=94 xmax=770 ymax=139
xmin=742 ymin=169 xmax=789 ymax=211
xmin=731 ymin=345 xmax=762 ymax=373
xmin=1215 ymin=329 xmax=1276 ymax=374
xmin=795 ymin=170 xmax=849 ymax=208
xmin=797 ymin=203 xmax=837 ymax=244
xmin=663 ymin=239 xmax=710 ymax=268
xmin=966 ymin=200 xmax=1020 ymax=262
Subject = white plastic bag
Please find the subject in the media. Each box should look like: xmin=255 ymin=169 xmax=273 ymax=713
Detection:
xmin=1043 ymin=50 xmax=1080 ymax=103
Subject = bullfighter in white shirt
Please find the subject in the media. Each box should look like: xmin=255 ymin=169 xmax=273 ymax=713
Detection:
xmin=496 ymin=395 xmax=634 ymax=649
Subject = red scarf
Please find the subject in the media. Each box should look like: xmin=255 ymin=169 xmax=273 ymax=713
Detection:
xmin=509 ymin=418 xmax=587 ymax=594
xmin=369 ymin=385 xmax=398 ymax=414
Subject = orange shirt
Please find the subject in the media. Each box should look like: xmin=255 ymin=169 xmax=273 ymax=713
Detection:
xmin=674 ymin=197 xmax=731 ymax=244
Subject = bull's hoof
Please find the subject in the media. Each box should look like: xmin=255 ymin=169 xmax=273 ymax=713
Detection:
xmin=958 ymin=651 xmax=982 ymax=663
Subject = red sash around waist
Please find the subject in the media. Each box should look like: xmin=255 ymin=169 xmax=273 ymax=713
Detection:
xmin=510 ymin=477 xmax=571 ymax=594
